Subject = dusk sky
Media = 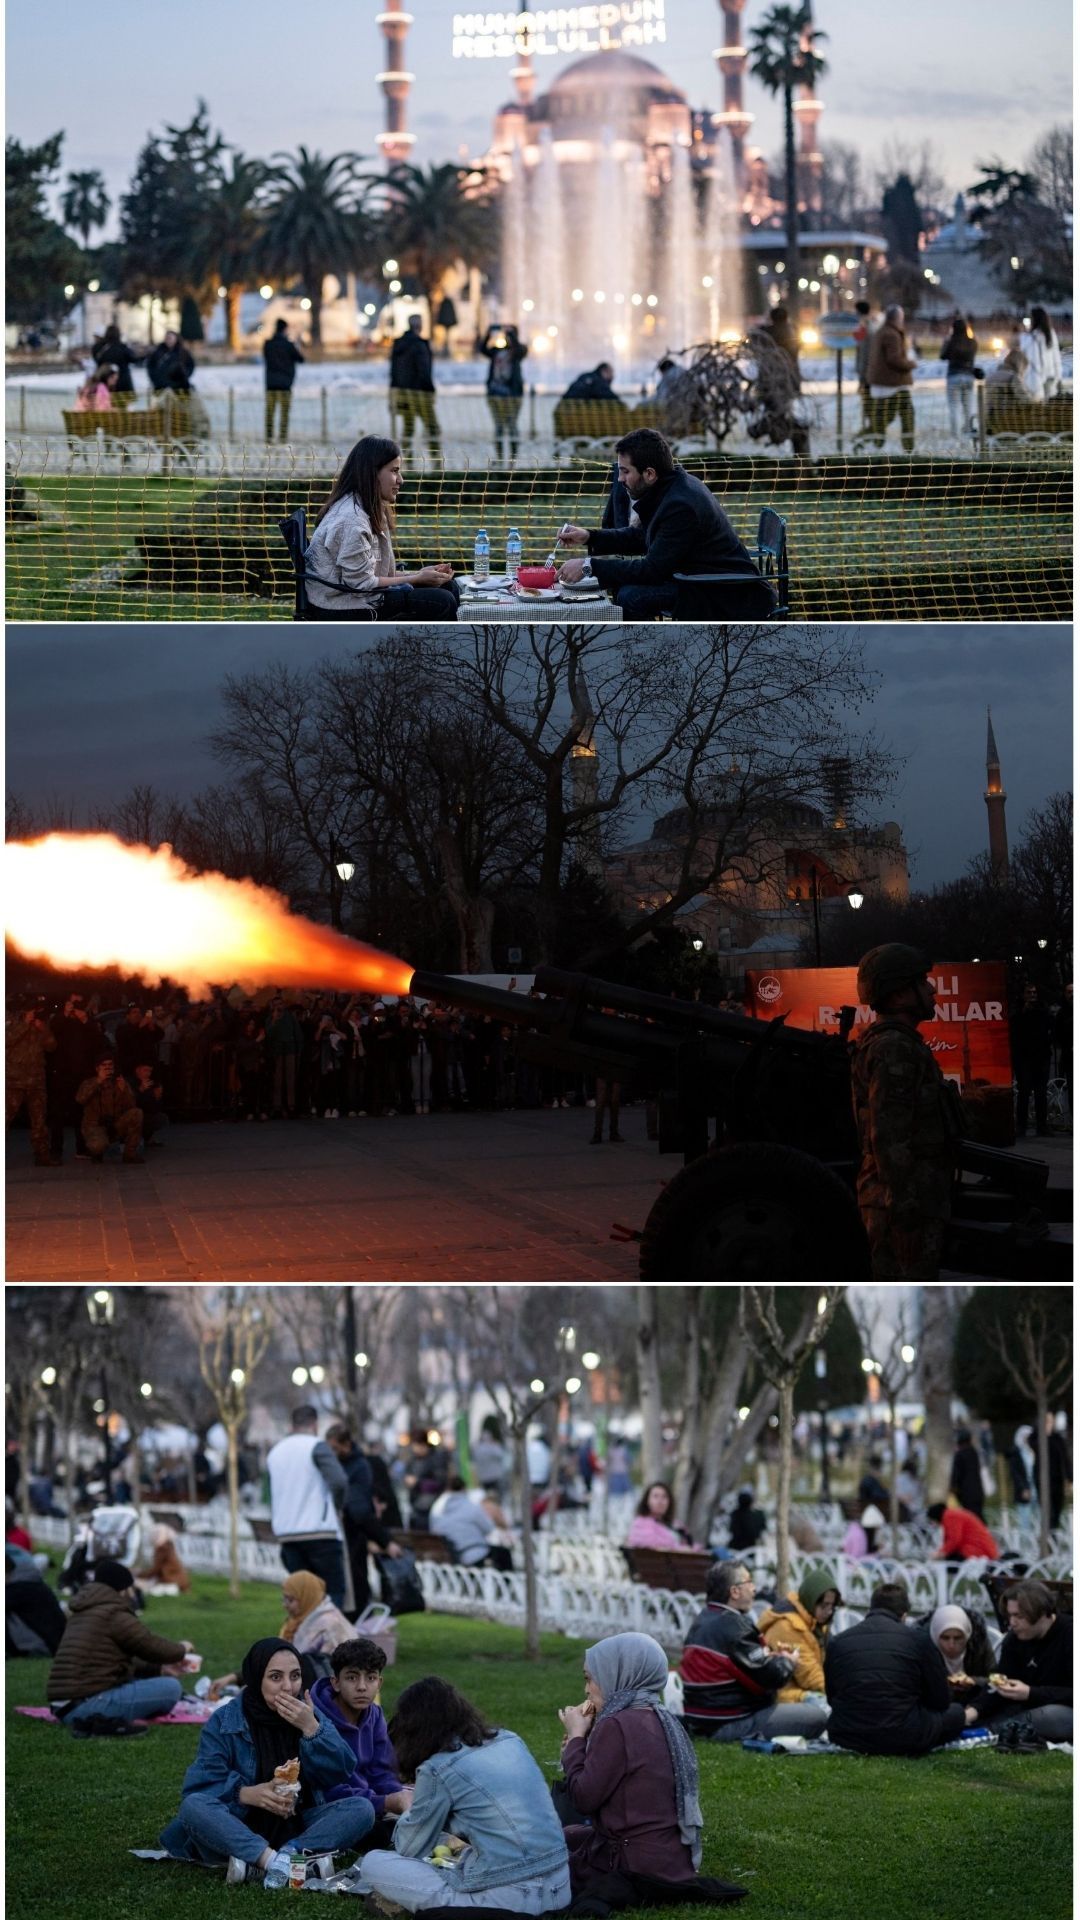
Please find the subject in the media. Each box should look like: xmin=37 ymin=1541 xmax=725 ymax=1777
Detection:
xmin=7 ymin=0 xmax=1071 ymax=221
xmin=6 ymin=624 xmax=1071 ymax=890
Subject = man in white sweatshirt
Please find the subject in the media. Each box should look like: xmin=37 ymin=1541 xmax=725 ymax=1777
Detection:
xmin=267 ymin=1405 xmax=348 ymax=1607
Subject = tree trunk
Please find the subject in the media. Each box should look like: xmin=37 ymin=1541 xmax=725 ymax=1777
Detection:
xmin=1035 ymin=1393 xmax=1050 ymax=1557
xmin=672 ymin=1291 xmax=703 ymax=1526
xmin=227 ymin=1420 xmax=242 ymax=1600
xmin=888 ymin=1397 xmax=900 ymax=1556
xmin=784 ymin=82 xmax=800 ymax=296
xmin=774 ymin=1378 xmax=795 ymax=1594
xmin=689 ymin=1379 xmax=776 ymax=1543
xmin=635 ymin=1287 xmax=664 ymax=1487
xmin=435 ymin=825 xmax=496 ymax=973
xmin=310 ymin=282 xmax=323 ymax=349
xmin=226 ymin=285 xmax=243 ymax=352
xmin=515 ymin=1428 xmax=541 ymax=1659
xmin=919 ymin=1286 xmax=961 ymax=1500
xmin=18 ymin=1402 xmax=35 ymax=1538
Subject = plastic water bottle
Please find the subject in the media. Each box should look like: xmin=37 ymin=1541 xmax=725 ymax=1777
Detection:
xmin=505 ymin=526 xmax=522 ymax=577
xmin=263 ymin=1849 xmax=295 ymax=1891
xmin=473 ymin=529 xmax=490 ymax=584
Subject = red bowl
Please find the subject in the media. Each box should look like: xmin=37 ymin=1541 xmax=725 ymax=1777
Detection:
xmin=517 ymin=566 xmax=557 ymax=590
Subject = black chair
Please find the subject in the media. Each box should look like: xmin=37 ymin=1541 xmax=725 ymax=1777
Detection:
xmin=672 ymin=506 xmax=790 ymax=620
xmin=277 ymin=508 xmax=377 ymax=622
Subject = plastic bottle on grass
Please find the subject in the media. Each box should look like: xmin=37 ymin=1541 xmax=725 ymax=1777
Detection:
xmin=263 ymin=1849 xmax=294 ymax=1890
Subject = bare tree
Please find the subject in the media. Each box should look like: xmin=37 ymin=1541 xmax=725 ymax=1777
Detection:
xmin=984 ymin=1300 xmax=1072 ymax=1556
xmin=635 ymin=1287 xmax=664 ymax=1487
xmin=850 ymin=1294 xmax=917 ymax=1554
xmin=192 ymin=1289 xmax=274 ymax=1597
xmin=740 ymin=1287 xmax=845 ymax=1592
xmin=919 ymin=1286 xmax=967 ymax=1500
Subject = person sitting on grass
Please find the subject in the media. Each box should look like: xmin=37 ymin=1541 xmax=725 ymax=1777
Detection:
xmin=354 ymin=1675 xmax=571 ymax=1913
xmin=136 ymin=1522 xmax=190 ymax=1597
xmin=280 ymin=1570 xmax=357 ymax=1672
xmin=925 ymin=1498 xmax=999 ymax=1563
xmin=46 ymin=1558 xmax=193 ymax=1737
xmin=302 ymin=436 xmax=460 ymax=622
xmin=556 ymin=1632 xmax=703 ymax=1896
xmin=160 ymin=1637 xmax=375 ymax=1887
xmin=6 ymin=1550 xmax=66 ymax=1658
xmin=979 ymin=1580 xmax=1072 ymax=1744
xmin=824 ymin=1581 xmax=980 ymax=1757
xmin=555 ymin=428 xmax=771 ymax=622
xmin=680 ymin=1560 xmax=830 ymax=1744
xmin=757 ymin=1568 xmax=840 ymax=1704
xmin=626 ymin=1482 xmax=700 ymax=1552
xmin=920 ymin=1605 xmax=993 ymax=1701
xmin=310 ymin=1635 xmax=411 ymax=1843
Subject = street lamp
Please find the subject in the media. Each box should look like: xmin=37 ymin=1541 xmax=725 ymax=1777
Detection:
xmin=581 ymin=1351 xmax=600 ymax=1371
xmin=530 ymin=1378 xmax=546 ymax=1394
xmin=336 ymin=860 xmax=356 ymax=883
xmin=86 ymin=1290 xmax=114 ymax=1500
xmin=847 ymin=889 xmax=864 ymax=910
xmin=354 ymin=1351 xmax=369 ymax=1370
xmin=692 ymin=938 xmax=704 ymax=952
xmin=309 ymin=1365 xmax=326 ymax=1385
xmin=1038 ymin=938 xmax=1048 ymax=950
xmin=860 ymin=1356 xmax=875 ymax=1374
xmin=292 ymin=1366 xmax=309 ymax=1386
xmin=900 ymin=1344 xmax=916 ymax=1365
xmin=565 ymin=1376 xmax=582 ymax=1395
xmin=140 ymin=1381 xmax=153 ymax=1398
xmin=40 ymin=1367 xmax=57 ymax=1387
xmin=230 ymin=1367 xmax=246 ymax=1385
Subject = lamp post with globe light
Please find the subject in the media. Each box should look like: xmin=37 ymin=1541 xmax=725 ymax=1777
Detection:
xmin=86 ymin=1290 xmax=115 ymax=1502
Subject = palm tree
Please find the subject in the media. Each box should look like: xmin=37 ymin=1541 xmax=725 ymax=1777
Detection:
xmin=380 ymin=163 xmax=498 ymax=326
xmin=189 ymin=153 xmax=269 ymax=350
xmin=60 ymin=168 xmax=110 ymax=250
xmin=748 ymin=4 xmax=828 ymax=296
xmin=261 ymin=146 xmax=371 ymax=346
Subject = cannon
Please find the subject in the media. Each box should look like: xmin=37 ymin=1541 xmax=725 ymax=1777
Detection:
xmin=409 ymin=966 xmax=1071 ymax=1283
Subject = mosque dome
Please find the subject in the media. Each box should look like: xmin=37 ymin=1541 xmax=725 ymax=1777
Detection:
xmin=533 ymin=50 xmax=687 ymax=141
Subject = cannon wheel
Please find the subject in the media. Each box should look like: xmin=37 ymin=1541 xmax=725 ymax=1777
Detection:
xmin=638 ymin=1143 xmax=871 ymax=1284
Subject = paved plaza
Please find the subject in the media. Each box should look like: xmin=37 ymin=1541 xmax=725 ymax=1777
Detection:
xmin=5 ymin=1109 xmax=661 ymax=1283
xmin=7 ymin=1108 xmax=1071 ymax=1285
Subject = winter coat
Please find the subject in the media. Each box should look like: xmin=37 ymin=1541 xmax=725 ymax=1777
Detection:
xmin=998 ymin=1613 xmax=1072 ymax=1708
xmin=390 ymin=1729 xmax=568 ymax=1892
xmin=263 ymin=335 xmax=304 ymax=390
xmin=304 ymin=495 xmax=396 ymax=613
xmin=140 ymin=1539 xmax=191 ymax=1590
xmin=93 ymin=339 xmax=141 ymax=391
xmin=47 ymin=1581 xmax=186 ymax=1703
xmin=430 ymin=1492 xmax=496 ymax=1565
xmin=850 ymin=1018 xmax=957 ymax=1228
xmin=757 ymin=1592 xmax=830 ymax=1697
xmin=936 ymin=1506 xmax=998 ymax=1560
xmin=145 ymin=343 xmax=194 ymax=393
xmin=680 ymin=1601 xmax=796 ymax=1727
xmin=477 ymin=332 xmax=528 ymax=396
xmin=562 ymin=1709 xmax=696 ymax=1890
xmin=6 ymin=1018 xmax=56 ymax=1084
xmin=939 ymin=330 xmax=977 ymax=377
xmin=390 ymin=331 xmax=436 ymax=393
xmin=949 ymin=1444 xmax=985 ymax=1518
xmin=159 ymin=1692 xmax=356 ymax=1859
xmin=309 ymin=1676 xmax=403 ymax=1809
xmin=267 ymin=1433 xmax=346 ymax=1544
xmin=336 ymin=1443 xmax=392 ymax=1551
xmin=867 ymin=321 xmax=914 ymax=390
xmin=824 ymin=1609 xmax=966 ymax=1756
xmin=586 ymin=466 xmax=759 ymax=593
xmin=290 ymin=1595 xmax=357 ymax=1658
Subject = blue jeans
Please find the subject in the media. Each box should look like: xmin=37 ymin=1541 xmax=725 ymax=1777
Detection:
xmin=177 ymin=1792 xmax=375 ymax=1867
xmin=64 ymin=1675 xmax=182 ymax=1728
xmin=280 ymin=1539 xmax=346 ymax=1609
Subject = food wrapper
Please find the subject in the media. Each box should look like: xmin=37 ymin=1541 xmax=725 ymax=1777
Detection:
xmin=273 ymin=1756 xmax=301 ymax=1796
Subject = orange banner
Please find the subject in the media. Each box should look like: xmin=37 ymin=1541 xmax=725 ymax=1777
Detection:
xmin=744 ymin=963 xmax=1012 ymax=1089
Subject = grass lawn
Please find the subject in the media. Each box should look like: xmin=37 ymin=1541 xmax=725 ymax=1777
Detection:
xmin=5 ymin=1572 xmax=1072 ymax=1920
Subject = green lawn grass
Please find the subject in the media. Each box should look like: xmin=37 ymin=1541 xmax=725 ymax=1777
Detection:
xmin=5 ymin=1573 xmax=1072 ymax=1920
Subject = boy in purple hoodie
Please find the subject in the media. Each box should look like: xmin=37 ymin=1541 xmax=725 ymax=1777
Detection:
xmin=310 ymin=1637 xmax=411 ymax=1839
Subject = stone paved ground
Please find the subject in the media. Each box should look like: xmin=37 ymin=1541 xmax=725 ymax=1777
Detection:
xmin=7 ymin=1111 xmax=1070 ymax=1285
xmin=5 ymin=1108 xmax=658 ymax=1283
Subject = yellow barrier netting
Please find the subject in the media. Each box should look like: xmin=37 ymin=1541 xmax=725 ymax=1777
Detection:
xmin=6 ymin=437 xmax=1071 ymax=623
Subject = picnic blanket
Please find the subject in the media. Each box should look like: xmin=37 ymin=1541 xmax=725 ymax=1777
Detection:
xmin=18 ymin=1697 xmax=216 ymax=1726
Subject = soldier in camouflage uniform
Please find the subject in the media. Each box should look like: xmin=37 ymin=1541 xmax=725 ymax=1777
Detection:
xmin=850 ymin=944 xmax=959 ymax=1280
xmin=6 ymin=1005 xmax=60 ymax=1167
xmin=76 ymin=1054 xmax=144 ymax=1164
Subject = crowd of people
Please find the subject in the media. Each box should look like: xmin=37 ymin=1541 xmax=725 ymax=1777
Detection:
xmin=5 ymin=980 xmax=679 ymax=1166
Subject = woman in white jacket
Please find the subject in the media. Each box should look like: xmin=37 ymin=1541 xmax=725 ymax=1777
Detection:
xmin=304 ymin=435 xmax=460 ymax=620
xmin=1025 ymin=307 xmax=1064 ymax=399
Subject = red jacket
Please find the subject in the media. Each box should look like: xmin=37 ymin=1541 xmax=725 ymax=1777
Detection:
xmin=938 ymin=1507 xmax=999 ymax=1560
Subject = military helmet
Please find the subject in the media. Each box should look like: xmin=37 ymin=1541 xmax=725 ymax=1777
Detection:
xmin=857 ymin=943 xmax=930 ymax=1012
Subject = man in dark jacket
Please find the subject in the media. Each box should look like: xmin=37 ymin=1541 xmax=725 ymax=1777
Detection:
xmin=680 ymin=1561 xmax=830 ymax=1742
xmin=76 ymin=1054 xmax=144 ymax=1164
xmin=325 ymin=1423 xmax=402 ymax=1614
xmin=389 ymin=315 xmax=441 ymax=458
xmin=263 ymin=318 xmax=305 ymax=442
xmin=556 ymin=428 xmax=771 ymax=621
xmin=145 ymin=330 xmax=195 ymax=394
xmin=48 ymin=993 xmax=101 ymax=1160
xmin=1012 ymin=983 xmax=1054 ymax=1137
xmin=46 ymin=1560 xmax=192 ymax=1733
xmin=949 ymin=1428 xmax=985 ymax=1518
xmin=825 ymin=1581 xmax=975 ymax=1755
xmin=6 ymin=1552 xmax=66 ymax=1657
xmin=981 ymin=1580 xmax=1072 ymax=1742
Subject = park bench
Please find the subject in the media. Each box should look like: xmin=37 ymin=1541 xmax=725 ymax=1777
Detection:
xmin=622 ymin=1546 xmax=712 ymax=1593
xmin=62 ymin=407 xmax=168 ymax=441
xmin=981 ymin=1568 xmax=1073 ymax=1628
xmin=389 ymin=1528 xmax=455 ymax=1563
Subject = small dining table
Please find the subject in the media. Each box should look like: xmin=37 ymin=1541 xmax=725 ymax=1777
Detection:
xmin=455 ymin=576 xmax=623 ymax=623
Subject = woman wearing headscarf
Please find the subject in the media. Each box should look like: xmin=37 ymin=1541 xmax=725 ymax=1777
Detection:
xmin=137 ymin=1523 xmax=191 ymax=1596
xmin=924 ymin=1604 xmax=993 ymax=1686
xmin=556 ymin=1632 xmax=703 ymax=1895
xmin=160 ymin=1637 xmax=374 ymax=1886
xmin=280 ymin=1571 xmax=356 ymax=1663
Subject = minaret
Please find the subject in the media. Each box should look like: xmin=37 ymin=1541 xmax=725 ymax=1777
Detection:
xmin=568 ymin=659 xmax=604 ymax=879
xmin=985 ymin=707 xmax=1009 ymax=883
xmin=794 ymin=0 xmax=824 ymax=216
xmin=375 ymin=2 xmax=416 ymax=166
xmin=713 ymin=0 xmax=754 ymax=180
xmin=511 ymin=0 xmax=536 ymax=110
